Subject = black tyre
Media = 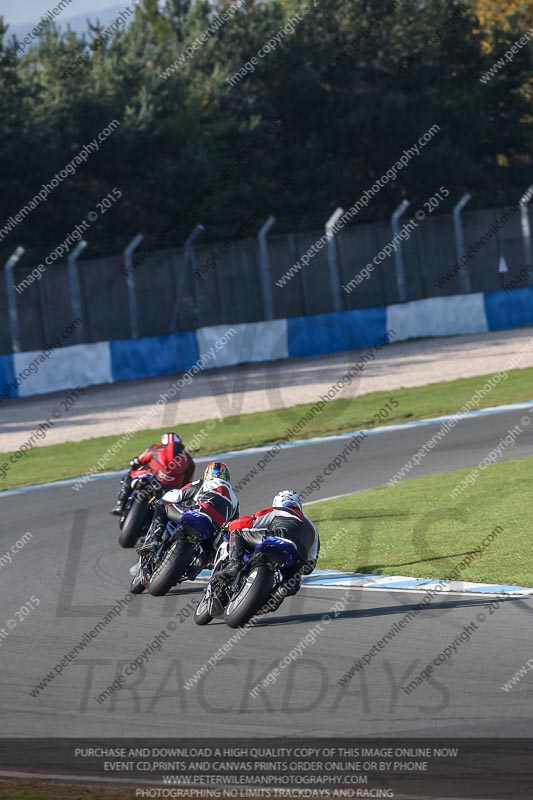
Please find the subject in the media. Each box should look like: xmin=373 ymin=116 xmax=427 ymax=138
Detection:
xmin=148 ymin=539 xmax=195 ymax=596
xmin=130 ymin=571 xmax=146 ymax=594
xmin=119 ymin=498 xmax=150 ymax=549
xmin=194 ymin=594 xmax=213 ymax=626
xmin=223 ymin=566 xmax=275 ymax=628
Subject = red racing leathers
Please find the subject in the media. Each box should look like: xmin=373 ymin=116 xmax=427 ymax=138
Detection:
xmin=133 ymin=441 xmax=194 ymax=489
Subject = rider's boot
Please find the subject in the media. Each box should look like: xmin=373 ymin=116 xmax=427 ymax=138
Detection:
xmin=217 ymin=535 xmax=245 ymax=579
xmin=137 ymin=523 xmax=167 ymax=554
xmin=110 ymin=474 xmax=131 ymax=515
xmin=187 ymin=548 xmax=210 ymax=580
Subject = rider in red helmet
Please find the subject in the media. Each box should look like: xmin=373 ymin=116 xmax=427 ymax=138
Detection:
xmin=110 ymin=433 xmax=195 ymax=516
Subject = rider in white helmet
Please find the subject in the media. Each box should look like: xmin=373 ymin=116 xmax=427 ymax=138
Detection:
xmin=219 ymin=490 xmax=319 ymax=605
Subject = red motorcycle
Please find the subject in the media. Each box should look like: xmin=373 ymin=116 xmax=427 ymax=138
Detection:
xmin=118 ymin=466 xmax=160 ymax=548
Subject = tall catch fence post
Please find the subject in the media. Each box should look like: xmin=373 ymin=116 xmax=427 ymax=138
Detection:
xmin=4 ymin=246 xmax=25 ymax=353
xmin=170 ymin=224 xmax=204 ymax=332
xmin=68 ymin=240 xmax=88 ymax=343
xmin=326 ymin=207 xmax=344 ymax=313
xmin=453 ymin=193 xmax=472 ymax=294
xmin=258 ymin=216 xmax=276 ymax=320
xmin=123 ymin=233 xmax=144 ymax=339
xmin=391 ymin=199 xmax=410 ymax=302
xmin=519 ymin=185 xmax=533 ymax=285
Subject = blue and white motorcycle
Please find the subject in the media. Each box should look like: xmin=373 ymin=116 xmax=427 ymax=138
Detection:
xmin=129 ymin=508 xmax=224 ymax=597
xmin=194 ymin=531 xmax=300 ymax=628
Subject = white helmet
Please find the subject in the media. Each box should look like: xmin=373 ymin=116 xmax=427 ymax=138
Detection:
xmin=161 ymin=432 xmax=182 ymax=446
xmin=272 ymin=490 xmax=302 ymax=511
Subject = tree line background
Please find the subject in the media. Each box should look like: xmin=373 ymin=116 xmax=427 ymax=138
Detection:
xmin=0 ymin=0 xmax=532 ymax=259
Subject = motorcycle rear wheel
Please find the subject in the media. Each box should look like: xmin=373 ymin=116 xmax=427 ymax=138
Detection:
xmin=223 ymin=566 xmax=274 ymax=628
xmin=148 ymin=539 xmax=194 ymax=596
xmin=119 ymin=497 xmax=150 ymax=549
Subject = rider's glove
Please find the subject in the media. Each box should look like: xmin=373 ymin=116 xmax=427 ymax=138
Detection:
xmin=130 ymin=458 xmax=140 ymax=468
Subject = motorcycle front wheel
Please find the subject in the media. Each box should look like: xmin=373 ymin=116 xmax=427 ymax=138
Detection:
xmin=130 ymin=571 xmax=146 ymax=594
xmin=194 ymin=593 xmax=213 ymax=626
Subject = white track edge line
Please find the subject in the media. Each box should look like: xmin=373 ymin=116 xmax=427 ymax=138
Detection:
xmin=2 ymin=399 xmax=532 ymax=497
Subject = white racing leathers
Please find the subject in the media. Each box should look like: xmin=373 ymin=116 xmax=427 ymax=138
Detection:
xmin=163 ymin=477 xmax=240 ymax=529
xmin=230 ymin=505 xmax=319 ymax=574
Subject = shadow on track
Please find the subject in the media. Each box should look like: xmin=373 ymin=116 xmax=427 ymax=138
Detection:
xmin=358 ymin=549 xmax=482 ymax=571
xmin=253 ymin=596 xmax=521 ymax=627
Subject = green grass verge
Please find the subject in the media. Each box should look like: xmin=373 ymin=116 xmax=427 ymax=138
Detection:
xmin=310 ymin=454 xmax=533 ymax=587
xmin=0 ymin=780 xmax=131 ymax=800
xmin=1 ymin=366 xmax=532 ymax=491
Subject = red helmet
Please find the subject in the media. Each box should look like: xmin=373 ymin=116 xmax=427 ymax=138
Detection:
xmin=161 ymin=432 xmax=181 ymax=446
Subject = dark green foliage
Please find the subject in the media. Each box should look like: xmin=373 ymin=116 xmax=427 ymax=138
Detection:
xmin=0 ymin=0 xmax=531 ymax=253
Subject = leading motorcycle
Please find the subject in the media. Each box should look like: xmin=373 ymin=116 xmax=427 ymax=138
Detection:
xmin=118 ymin=466 xmax=159 ymax=549
xmin=194 ymin=531 xmax=300 ymax=628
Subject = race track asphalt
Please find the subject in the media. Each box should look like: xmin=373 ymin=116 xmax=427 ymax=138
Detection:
xmin=0 ymin=406 xmax=532 ymax=740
